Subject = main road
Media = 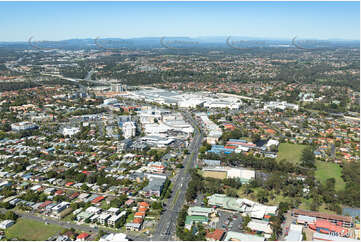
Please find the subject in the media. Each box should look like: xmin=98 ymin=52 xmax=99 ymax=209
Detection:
xmin=153 ymin=112 xmax=203 ymax=241
xmin=41 ymin=68 xmax=106 ymax=87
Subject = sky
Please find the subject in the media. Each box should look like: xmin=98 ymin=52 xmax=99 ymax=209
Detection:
xmin=0 ymin=1 xmax=359 ymax=41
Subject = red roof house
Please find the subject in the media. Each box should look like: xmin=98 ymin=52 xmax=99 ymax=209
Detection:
xmin=206 ymin=229 xmax=225 ymax=241
xmin=91 ymin=196 xmax=105 ymax=204
xmin=77 ymin=233 xmax=90 ymax=240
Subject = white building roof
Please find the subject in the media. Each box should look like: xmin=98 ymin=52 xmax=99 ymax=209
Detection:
xmin=108 ymin=207 xmax=120 ymax=213
xmin=100 ymin=233 xmax=128 ymax=241
xmin=247 ymin=219 xmax=272 ymax=234
xmin=285 ymin=224 xmax=303 ymax=241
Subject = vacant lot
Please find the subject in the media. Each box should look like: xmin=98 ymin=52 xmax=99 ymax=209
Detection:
xmin=277 ymin=143 xmax=307 ymax=164
xmin=315 ymin=161 xmax=345 ymax=191
xmin=6 ymin=218 xmax=64 ymax=241
xmin=202 ymin=170 xmax=227 ymax=179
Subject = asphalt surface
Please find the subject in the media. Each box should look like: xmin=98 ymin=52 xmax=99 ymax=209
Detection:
xmin=152 ymin=112 xmax=203 ymax=241
xmin=216 ymin=210 xmax=243 ymax=233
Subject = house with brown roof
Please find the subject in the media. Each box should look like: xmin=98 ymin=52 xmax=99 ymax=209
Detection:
xmin=292 ymin=209 xmax=353 ymax=228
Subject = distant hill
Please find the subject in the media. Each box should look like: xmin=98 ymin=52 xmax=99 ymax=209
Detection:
xmin=0 ymin=36 xmax=359 ymax=50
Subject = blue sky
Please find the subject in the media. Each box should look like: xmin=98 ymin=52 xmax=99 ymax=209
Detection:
xmin=0 ymin=1 xmax=359 ymax=41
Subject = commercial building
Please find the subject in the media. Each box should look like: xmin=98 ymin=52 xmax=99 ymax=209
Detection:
xmin=203 ymin=159 xmax=221 ymax=166
xmin=185 ymin=215 xmax=209 ymax=230
xmin=247 ymin=219 xmax=273 ymax=235
xmin=178 ymin=98 xmax=205 ymax=108
xmin=263 ymin=101 xmax=299 ymax=111
xmin=204 ymin=99 xmax=241 ymax=109
xmin=207 ymin=194 xmax=277 ymax=219
xmin=11 ymin=122 xmax=38 ymax=131
xmin=197 ymin=114 xmax=222 ymax=144
xmin=285 ymin=224 xmax=303 ymax=241
xmin=122 ymin=122 xmax=136 ymax=139
xmin=309 ymin=219 xmax=350 ymax=237
xmin=207 ymin=145 xmax=234 ymax=154
xmin=103 ymin=98 xmax=118 ymax=105
xmin=292 ymin=209 xmax=353 ymax=228
xmin=187 ymin=206 xmax=215 ymax=217
xmin=62 ymin=127 xmax=80 ymax=136
xmin=142 ymin=175 xmax=167 ymax=197
xmin=140 ymin=136 xmax=175 ymax=148
xmin=297 ymin=215 xmax=317 ymax=225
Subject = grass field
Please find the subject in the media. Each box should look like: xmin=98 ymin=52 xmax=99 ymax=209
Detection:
xmin=277 ymin=143 xmax=308 ymax=164
xmin=315 ymin=160 xmax=345 ymax=191
xmin=6 ymin=218 xmax=64 ymax=241
xmin=202 ymin=170 xmax=227 ymax=179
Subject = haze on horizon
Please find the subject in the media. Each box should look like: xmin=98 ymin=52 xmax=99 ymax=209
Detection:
xmin=0 ymin=1 xmax=359 ymax=42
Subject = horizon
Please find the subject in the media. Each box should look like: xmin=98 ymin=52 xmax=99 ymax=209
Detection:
xmin=0 ymin=1 xmax=359 ymax=42
xmin=1 ymin=35 xmax=360 ymax=43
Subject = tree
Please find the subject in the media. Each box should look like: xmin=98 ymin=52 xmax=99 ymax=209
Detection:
xmin=199 ymin=146 xmax=208 ymax=154
xmin=151 ymin=202 xmax=163 ymax=210
xmin=242 ymin=215 xmax=251 ymax=229
xmin=302 ymin=232 xmax=307 ymax=240
xmin=96 ymin=230 xmax=106 ymax=240
xmin=301 ymin=147 xmax=315 ymax=168
xmin=226 ymin=188 xmax=238 ymax=198
xmin=0 ymin=202 xmax=12 ymax=209
xmin=251 ymin=133 xmax=261 ymax=143
xmin=81 ymin=184 xmax=89 ymax=191
xmin=5 ymin=211 xmax=18 ymax=221
xmin=108 ymin=199 xmax=120 ymax=208
xmin=256 ymin=189 xmax=268 ymax=203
